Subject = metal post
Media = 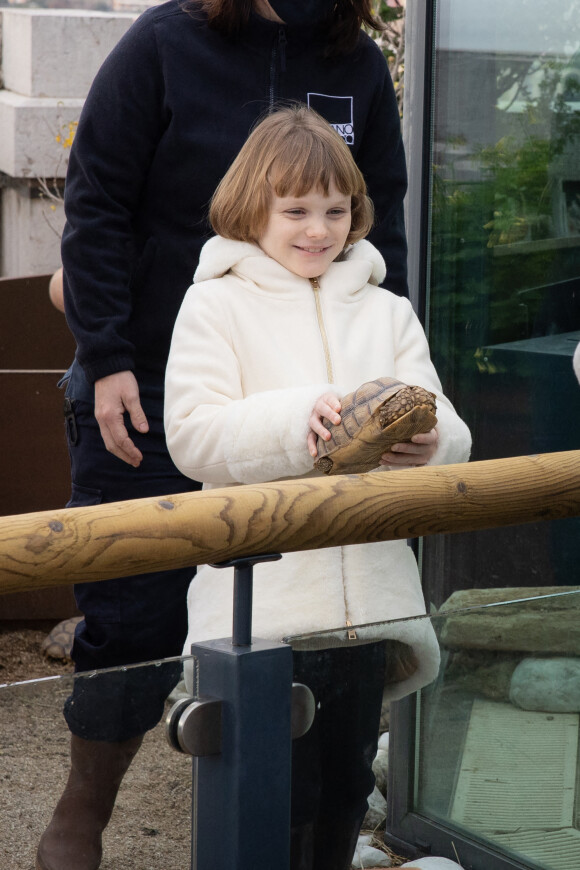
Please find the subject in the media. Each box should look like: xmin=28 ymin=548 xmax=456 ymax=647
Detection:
xmin=167 ymin=553 xmax=303 ymax=870
xmin=216 ymin=554 xmax=282 ymax=646
xmin=190 ymin=636 xmax=293 ymax=870
xmin=165 ymin=552 xmax=315 ymax=869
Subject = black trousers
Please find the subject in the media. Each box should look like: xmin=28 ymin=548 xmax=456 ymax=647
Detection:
xmin=60 ymin=361 xmax=201 ymax=741
xmin=290 ymin=642 xmax=387 ymax=870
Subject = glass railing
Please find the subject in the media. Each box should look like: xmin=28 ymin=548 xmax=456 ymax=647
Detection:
xmin=418 ymin=588 xmax=580 ymax=870
xmin=0 ymin=656 xmax=194 ymax=870
xmin=289 ymin=587 xmax=580 ymax=870
xmin=3 ymin=588 xmax=580 ymax=870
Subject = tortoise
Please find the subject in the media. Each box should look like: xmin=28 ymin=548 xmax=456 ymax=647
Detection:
xmin=41 ymin=616 xmax=83 ymax=663
xmin=314 ymin=376 xmax=437 ymax=475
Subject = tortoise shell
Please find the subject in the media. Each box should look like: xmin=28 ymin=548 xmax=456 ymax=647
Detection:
xmin=314 ymin=376 xmax=437 ymax=475
xmin=41 ymin=616 xmax=83 ymax=663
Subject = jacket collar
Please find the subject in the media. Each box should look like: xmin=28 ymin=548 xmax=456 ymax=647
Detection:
xmin=194 ymin=236 xmax=386 ymax=300
xmin=240 ymin=10 xmax=324 ymax=57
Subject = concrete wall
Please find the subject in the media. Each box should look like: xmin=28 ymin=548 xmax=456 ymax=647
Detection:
xmin=0 ymin=9 xmax=136 ymax=277
xmin=1 ymin=185 xmax=65 ymax=278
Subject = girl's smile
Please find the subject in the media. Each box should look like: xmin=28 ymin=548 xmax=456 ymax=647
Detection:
xmin=257 ymin=181 xmax=352 ymax=279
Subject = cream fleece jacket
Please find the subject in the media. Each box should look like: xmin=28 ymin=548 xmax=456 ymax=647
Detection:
xmin=165 ymin=237 xmax=471 ymax=700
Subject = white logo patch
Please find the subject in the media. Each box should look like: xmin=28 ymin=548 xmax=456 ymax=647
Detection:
xmin=307 ymin=93 xmax=354 ymax=146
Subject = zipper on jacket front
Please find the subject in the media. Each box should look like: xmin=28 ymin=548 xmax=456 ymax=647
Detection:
xmin=309 ymin=277 xmax=334 ymax=383
xmin=269 ymin=26 xmax=287 ymax=107
xmin=310 ymin=278 xmax=357 ymax=641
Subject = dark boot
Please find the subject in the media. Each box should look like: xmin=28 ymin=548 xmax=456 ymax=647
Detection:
xmin=312 ymin=817 xmax=363 ymax=870
xmin=290 ymin=822 xmax=315 ymax=870
xmin=36 ymin=733 xmax=143 ymax=870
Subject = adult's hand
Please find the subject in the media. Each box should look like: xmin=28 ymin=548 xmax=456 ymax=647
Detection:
xmin=94 ymin=371 xmax=149 ymax=467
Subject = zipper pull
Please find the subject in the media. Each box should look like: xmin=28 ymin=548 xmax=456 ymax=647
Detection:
xmin=346 ymin=620 xmax=358 ymax=641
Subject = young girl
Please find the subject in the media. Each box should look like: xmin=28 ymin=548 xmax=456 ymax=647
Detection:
xmin=164 ymin=106 xmax=471 ymax=870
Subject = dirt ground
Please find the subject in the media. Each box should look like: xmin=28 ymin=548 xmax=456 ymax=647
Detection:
xmin=0 ymin=621 xmax=192 ymax=870
xmin=0 ymin=623 xmax=407 ymax=869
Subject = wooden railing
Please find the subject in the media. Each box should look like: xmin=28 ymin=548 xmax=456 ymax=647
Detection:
xmin=1 ymin=450 xmax=580 ymax=596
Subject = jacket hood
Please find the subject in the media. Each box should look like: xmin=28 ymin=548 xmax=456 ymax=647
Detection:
xmin=194 ymin=236 xmax=387 ymax=287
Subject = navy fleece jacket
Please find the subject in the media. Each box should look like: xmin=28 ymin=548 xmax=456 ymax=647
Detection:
xmin=61 ymin=0 xmax=408 ymax=384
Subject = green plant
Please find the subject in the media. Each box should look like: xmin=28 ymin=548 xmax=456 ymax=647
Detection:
xmin=428 ymin=51 xmax=580 ymax=398
xmin=369 ymin=1 xmax=405 ymax=114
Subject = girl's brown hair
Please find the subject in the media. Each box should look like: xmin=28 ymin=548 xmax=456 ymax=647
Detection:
xmin=184 ymin=0 xmax=385 ymax=56
xmin=209 ymin=106 xmax=374 ymax=246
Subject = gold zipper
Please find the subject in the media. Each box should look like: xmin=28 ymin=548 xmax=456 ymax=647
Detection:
xmin=310 ymin=278 xmax=356 ymax=640
xmin=346 ymin=620 xmax=358 ymax=641
xmin=310 ymin=277 xmax=334 ymax=383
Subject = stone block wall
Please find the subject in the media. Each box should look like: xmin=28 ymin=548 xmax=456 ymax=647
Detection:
xmin=0 ymin=9 xmax=136 ymax=277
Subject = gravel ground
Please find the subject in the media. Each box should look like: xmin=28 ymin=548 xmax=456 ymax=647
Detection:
xmin=0 ymin=623 xmax=192 ymax=870
xmin=0 ymin=623 xmax=407 ymax=869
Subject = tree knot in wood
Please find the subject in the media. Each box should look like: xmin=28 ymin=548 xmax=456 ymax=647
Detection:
xmin=158 ymin=500 xmax=175 ymax=510
xmin=456 ymin=481 xmax=468 ymax=495
xmin=49 ymin=520 xmax=64 ymax=532
xmin=25 ymin=534 xmax=53 ymax=555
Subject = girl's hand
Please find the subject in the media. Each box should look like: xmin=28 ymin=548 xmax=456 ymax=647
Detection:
xmin=380 ymin=427 xmax=438 ymax=467
xmin=307 ymin=393 xmax=342 ymax=458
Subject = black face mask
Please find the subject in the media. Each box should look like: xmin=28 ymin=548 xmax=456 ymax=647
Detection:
xmin=268 ymin=0 xmax=336 ymax=26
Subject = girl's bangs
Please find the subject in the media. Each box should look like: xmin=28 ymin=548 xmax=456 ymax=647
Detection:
xmin=267 ymin=137 xmax=355 ymax=198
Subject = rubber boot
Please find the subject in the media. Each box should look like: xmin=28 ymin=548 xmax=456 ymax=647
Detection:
xmin=35 ymin=733 xmax=144 ymax=870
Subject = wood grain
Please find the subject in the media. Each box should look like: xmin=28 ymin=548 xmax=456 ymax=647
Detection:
xmin=1 ymin=451 xmax=580 ymax=596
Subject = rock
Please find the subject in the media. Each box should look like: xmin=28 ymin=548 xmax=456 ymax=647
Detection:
xmin=439 ymin=586 xmax=580 ymax=654
xmin=509 ymin=657 xmax=580 ymax=712
xmin=380 ymin=697 xmax=390 ymax=732
xmin=372 ymin=748 xmax=389 ymax=797
xmin=352 ymin=834 xmax=392 ymax=869
xmin=400 ymin=859 xmax=463 ymax=869
xmin=378 ymin=731 xmax=389 ymax=751
xmin=351 ymin=843 xmax=392 ymax=868
xmin=445 ymin=650 xmax=521 ymax=700
xmin=362 ymin=786 xmax=387 ymax=830
xmin=372 ymin=732 xmax=389 ymax=799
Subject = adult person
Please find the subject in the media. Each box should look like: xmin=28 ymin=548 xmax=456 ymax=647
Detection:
xmin=37 ymin=3 xmax=408 ymax=869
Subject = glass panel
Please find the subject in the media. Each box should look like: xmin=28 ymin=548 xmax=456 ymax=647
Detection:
xmin=408 ymin=8 xmax=580 ymax=860
xmin=289 ymin=589 xmax=580 ymax=870
xmin=418 ymin=589 xmax=580 ymax=870
xmin=0 ymin=657 xmax=194 ymax=870
xmin=417 ymin=4 xmax=580 ymax=859
xmin=424 ymin=0 xmax=580 ymax=602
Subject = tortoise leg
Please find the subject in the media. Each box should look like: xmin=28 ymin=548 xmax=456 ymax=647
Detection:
xmin=36 ymin=733 xmax=143 ymax=870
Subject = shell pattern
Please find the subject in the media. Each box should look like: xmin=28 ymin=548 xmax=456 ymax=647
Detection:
xmin=41 ymin=616 xmax=83 ymax=663
xmin=315 ymin=376 xmax=437 ymax=475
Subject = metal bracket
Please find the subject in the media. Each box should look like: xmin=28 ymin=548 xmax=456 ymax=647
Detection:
xmin=165 ymin=696 xmax=222 ymax=756
xmin=291 ymin=682 xmax=316 ymax=740
xmin=166 ymin=681 xmax=314 ymax=756
xmin=210 ymin=553 xmax=283 ymax=646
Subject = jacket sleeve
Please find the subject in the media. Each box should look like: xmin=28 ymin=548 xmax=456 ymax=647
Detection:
xmin=61 ymin=15 xmax=167 ymax=382
xmin=164 ymin=283 xmax=335 ymax=485
xmin=356 ymin=44 xmax=408 ymax=298
xmin=389 ymin=297 xmax=472 ymax=466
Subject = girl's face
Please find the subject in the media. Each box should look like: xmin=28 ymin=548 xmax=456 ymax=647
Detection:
xmin=257 ymin=181 xmax=352 ymax=279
